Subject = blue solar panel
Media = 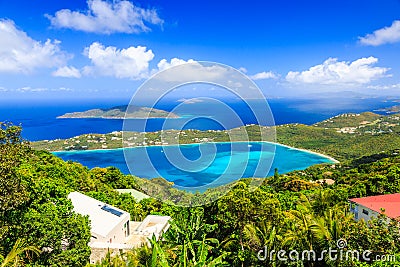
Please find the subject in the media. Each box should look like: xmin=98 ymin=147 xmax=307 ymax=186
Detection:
xmin=101 ymin=205 xmax=124 ymax=217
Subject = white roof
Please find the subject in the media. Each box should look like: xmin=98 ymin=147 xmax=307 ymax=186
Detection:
xmin=68 ymin=192 xmax=130 ymax=238
xmin=133 ymin=215 xmax=171 ymax=238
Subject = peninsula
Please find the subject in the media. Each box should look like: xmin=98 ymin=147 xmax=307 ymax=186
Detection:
xmin=375 ymin=105 xmax=400 ymax=114
xmin=57 ymin=105 xmax=180 ymax=119
xmin=33 ymin=111 xmax=400 ymax=161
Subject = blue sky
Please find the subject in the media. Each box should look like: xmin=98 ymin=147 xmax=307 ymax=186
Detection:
xmin=1 ymin=0 xmax=400 ymax=100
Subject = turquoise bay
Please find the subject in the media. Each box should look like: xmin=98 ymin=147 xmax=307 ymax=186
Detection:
xmin=53 ymin=142 xmax=335 ymax=190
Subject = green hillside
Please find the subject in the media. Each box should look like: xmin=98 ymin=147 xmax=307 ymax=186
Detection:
xmin=33 ymin=111 xmax=400 ymax=162
xmin=2 ymin=122 xmax=400 ymax=266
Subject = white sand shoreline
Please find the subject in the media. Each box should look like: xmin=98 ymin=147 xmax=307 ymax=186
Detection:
xmin=52 ymin=141 xmax=339 ymax=163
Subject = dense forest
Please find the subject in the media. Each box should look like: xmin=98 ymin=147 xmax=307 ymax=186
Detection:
xmin=1 ymin=122 xmax=400 ymax=266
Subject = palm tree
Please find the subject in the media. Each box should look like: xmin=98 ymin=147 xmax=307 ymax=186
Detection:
xmin=281 ymin=194 xmax=319 ymax=267
xmin=243 ymin=222 xmax=281 ymax=267
xmin=283 ymin=209 xmax=316 ymax=251
xmin=0 ymin=239 xmax=40 ymax=267
xmin=309 ymin=204 xmax=352 ymax=267
xmin=311 ymin=189 xmax=334 ymax=216
xmin=163 ymin=208 xmax=220 ymax=261
xmin=310 ymin=206 xmax=348 ymax=245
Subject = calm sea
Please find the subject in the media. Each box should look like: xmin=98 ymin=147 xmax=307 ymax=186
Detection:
xmin=0 ymin=97 xmax=396 ymax=141
xmin=54 ymin=142 xmax=334 ymax=189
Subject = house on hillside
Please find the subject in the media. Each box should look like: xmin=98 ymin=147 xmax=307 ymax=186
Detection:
xmin=69 ymin=191 xmax=131 ymax=244
xmin=68 ymin=192 xmax=171 ymax=264
xmin=349 ymin=193 xmax=400 ymax=222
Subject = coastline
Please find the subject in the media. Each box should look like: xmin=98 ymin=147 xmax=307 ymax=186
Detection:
xmin=276 ymin=143 xmax=339 ymax=163
xmin=56 ymin=116 xmax=182 ymax=120
xmin=51 ymin=140 xmax=339 ymax=163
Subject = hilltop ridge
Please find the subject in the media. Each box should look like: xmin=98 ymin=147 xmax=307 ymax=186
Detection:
xmin=313 ymin=111 xmax=400 ymax=134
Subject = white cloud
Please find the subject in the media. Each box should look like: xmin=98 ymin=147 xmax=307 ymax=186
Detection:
xmin=52 ymin=66 xmax=81 ymax=78
xmin=155 ymin=59 xmax=230 ymax=82
xmin=82 ymin=42 xmax=154 ymax=79
xmin=17 ymin=86 xmax=48 ymax=92
xmin=359 ymin=20 xmax=400 ymax=46
xmin=238 ymin=67 xmax=247 ymax=73
xmin=13 ymin=86 xmax=74 ymax=92
xmin=157 ymin=58 xmax=197 ymax=72
xmin=250 ymin=71 xmax=278 ymax=80
xmin=367 ymin=83 xmax=400 ymax=90
xmin=52 ymin=87 xmax=74 ymax=92
xmin=135 ymin=60 xmax=264 ymax=100
xmin=0 ymin=86 xmax=74 ymax=93
xmin=47 ymin=0 xmax=163 ymax=34
xmin=177 ymin=98 xmax=204 ymax=104
xmin=286 ymin=57 xmax=389 ymax=85
xmin=0 ymin=19 xmax=68 ymax=73
xmin=227 ymin=80 xmax=243 ymax=88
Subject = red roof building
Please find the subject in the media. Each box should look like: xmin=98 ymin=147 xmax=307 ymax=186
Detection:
xmin=349 ymin=193 xmax=400 ymax=221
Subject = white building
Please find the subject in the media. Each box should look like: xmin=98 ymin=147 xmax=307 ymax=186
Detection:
xmin=68 ymin=192 xmax=171 ymax=264
xmin=349 ymin=193 xmax=400 ymax=222
xmin=132 ymin=215 xmax=171 ymax=243
xmin=68 ymin=191 xmax=130 ymax=245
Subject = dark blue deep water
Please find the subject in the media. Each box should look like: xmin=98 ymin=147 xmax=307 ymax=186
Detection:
xmin=0 ymin=97 xmax=397 ymax=141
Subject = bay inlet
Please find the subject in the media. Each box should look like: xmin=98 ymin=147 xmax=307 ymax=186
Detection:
xmin=53 ymin=141 xmax=335 ymax=190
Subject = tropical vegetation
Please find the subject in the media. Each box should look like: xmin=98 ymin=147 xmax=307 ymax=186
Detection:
xmin=1 ymin=119 xmax=400 ymax=266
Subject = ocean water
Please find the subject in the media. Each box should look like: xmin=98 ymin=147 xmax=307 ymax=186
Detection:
xmin=0 ymin=97 xmax=397 ymax=141
xmin=53 ymin=142 xmax=334 ymax=189
xmin=1 ymin=96 xmax=392 ymax=189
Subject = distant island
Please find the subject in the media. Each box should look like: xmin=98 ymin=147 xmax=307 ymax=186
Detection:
xmin=375 ymin=105 xmax=400 ymax=114
xmin=57 ymin=105 xmax=180 ymax=119
xmin=34 ymin=111 xmax=400 ymax=162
